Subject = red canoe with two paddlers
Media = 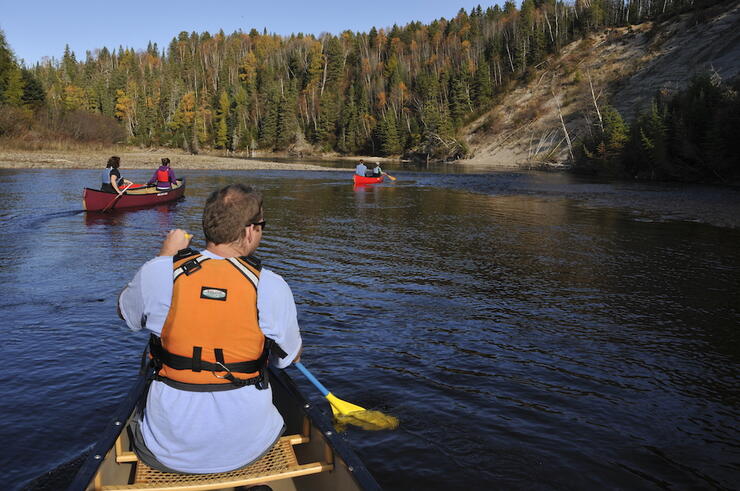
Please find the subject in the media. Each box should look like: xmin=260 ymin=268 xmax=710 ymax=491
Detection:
xmin=82 ymin=179 xmax=186 ymax=212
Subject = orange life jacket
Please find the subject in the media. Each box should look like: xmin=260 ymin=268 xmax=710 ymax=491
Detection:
xmin=156 ymin=168 xmax=170 ymax=183
xmin=149 ymin=250 xmax=283 ymax=391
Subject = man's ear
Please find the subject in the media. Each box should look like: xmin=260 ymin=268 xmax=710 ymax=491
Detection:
xmin=244 ymin=224 xmax=257 ymax=244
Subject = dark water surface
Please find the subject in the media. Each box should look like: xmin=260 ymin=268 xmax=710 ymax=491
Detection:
xmin=1 ymin=167 xmax=739 ymax=490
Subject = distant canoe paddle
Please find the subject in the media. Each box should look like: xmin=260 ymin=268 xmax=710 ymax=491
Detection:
xmin=101 ymin=183 xmax=133 ymax=212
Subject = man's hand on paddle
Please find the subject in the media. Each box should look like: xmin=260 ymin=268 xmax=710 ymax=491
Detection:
xmin=159 ymin=229 xmax=192 ymax=256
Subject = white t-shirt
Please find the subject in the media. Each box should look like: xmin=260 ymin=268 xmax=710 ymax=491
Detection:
xmin=118 ymin=249 xmax=302 ymax=473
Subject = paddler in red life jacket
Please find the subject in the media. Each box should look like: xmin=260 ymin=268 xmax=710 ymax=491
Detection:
xmin=147 ymin=157 xmax=177 ymax=190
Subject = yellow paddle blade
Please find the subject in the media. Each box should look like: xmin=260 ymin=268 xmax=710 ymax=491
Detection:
xmin=326 ymin=392 xmax=366 ymax=416
xmin=325 ymin=393 xmax=399 ymax=431
xmin=335 ymin=410 xmax=400 ymax=431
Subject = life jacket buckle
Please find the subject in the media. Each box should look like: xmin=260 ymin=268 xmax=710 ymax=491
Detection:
xmin=255 ymin=369 xmax=268 ymax=390
xmin=212 ymin=361 xmax=230 ymax=379
xmin=181 ymin=258 xmax=202 ymax=275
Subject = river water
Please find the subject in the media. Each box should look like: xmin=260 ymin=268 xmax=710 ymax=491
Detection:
xmin=1 ymin=165 xmax=739 ymax=490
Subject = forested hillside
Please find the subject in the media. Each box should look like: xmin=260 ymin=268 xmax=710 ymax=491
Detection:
xmin=462 ymin=0 xmax=739 ymax=181
xmin=0 ymin=0 xmax=731 ymax=166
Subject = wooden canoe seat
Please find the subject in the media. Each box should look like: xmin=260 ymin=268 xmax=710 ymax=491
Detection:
xmin=101 ymin=434 xmax=333 ymax=490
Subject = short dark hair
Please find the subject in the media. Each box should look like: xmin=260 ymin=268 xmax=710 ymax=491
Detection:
xmin=107 ymin=156 xmax=120 ymax=168
xmin=161 ymin=158 xmax=170 ymax=166
xmin=202 ymin=184 xmax=263 ymax=245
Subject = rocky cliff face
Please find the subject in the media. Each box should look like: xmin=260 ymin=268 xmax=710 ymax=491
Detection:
xmin=461 ymin=1 xmax=740 ymax=168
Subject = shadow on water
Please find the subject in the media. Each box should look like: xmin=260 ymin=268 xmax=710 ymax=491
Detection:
xmin=83 ymin=202 xmax=183 ymax=228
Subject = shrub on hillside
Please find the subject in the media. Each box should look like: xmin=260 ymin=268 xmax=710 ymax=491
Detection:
xmin=0 ymin=105 xmax=32 ymax=137
xmin=60 ymin=110 xmax=125 ymax=144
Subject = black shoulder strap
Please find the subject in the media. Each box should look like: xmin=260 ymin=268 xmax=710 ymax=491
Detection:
xmin=174 ymin=247 xmax=199 ymax=262
xmin=240 ymin=254 xmax=262 ymax=271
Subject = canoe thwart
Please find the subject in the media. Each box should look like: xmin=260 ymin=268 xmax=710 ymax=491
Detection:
xmin=99 ymin=434 xmax=332 ymax=490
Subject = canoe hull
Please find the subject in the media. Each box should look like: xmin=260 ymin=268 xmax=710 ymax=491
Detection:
xmin=63 ymin=361 xmax=379 ymax=491
xmin=82 ymin=179 xmax=186 ymax=211
xmin=353 ymin=174 xmax=384 ymax=184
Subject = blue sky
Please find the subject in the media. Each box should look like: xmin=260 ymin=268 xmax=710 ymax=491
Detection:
xmin=1 ymin=0 xmax=497 ymax=66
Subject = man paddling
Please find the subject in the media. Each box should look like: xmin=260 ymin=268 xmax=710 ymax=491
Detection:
xmin=118 ymin=183 xmax=302 ymax=474
xmin=355 ymin=159 xmax=367 ymax=177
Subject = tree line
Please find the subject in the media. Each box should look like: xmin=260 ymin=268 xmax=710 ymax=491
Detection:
xmin=576 ymin=72 xmax=740 ymax=181
xmin=0 ymin=0 xmax=723 ymax=163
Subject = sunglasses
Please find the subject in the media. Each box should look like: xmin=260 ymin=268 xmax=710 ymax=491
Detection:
xmin=251 ymin=220 xmax=266 ymax=230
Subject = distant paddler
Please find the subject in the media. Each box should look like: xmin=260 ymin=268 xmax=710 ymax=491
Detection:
xmin=147 ymin=157 xmax=178 ymax=190
xmin=100 ymin=156 xmax=134 ymax=195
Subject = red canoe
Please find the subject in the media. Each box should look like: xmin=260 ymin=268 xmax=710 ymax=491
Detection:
xmin=353 ymin=174 xmax=384 ymax=184
xmin=82 ymin=179 xmax=186 ymax=211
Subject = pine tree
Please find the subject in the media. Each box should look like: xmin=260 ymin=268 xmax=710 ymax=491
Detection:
xmin=449 ymin=75 xmax=471 ymax=127
xmin=170 ymin=91 xmax=197 ymax=151
xmin=473 ymin=57 xmax=493 ymax=107
xmin=376 ymin=110 xmax=402 ymax=155
xmin=259 ymin=87 xmax=279 ymax=149
xmin=20 ymin=69 xmax=44 ymax=108
xmin=62 ymin=45 xmax=78 ymax=83
xmin=625 ymin=101 xmax=668 ymax=179
xmin=602 ymin=105 xmax=628 ymax=153
xmin=2 ymin=67 xmax=25 ymax=106
xmin=214 ymin=91 xmax=230 ymax=149
xmin=315 ymin=91 xmax=339 ymax=149
xmin=0 ymin=31 xmax=21 ymax=105
xmin=276 ymin=81 xmax=298 ymax=150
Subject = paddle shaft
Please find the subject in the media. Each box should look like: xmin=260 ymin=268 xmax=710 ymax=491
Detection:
xmin=102 ymin=183 xmax=133 ymax=212
xmin=294 ymin=362 xmax=330 ymax=397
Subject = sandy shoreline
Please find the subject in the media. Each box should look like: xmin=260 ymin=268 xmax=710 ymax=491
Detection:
xmin=0 ymin=149 xmax=350 ymax=171
xmin=0 ymin=148 xmax=520 ymax=171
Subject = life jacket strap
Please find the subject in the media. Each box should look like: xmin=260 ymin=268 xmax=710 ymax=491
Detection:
xmin=213 ymin=347 xmax=268 ymax=389
xmin=173 ymin=248 xmax=199 ymax=262
xmin=148 ymin=334 xmax=286 ymax=391
xmin=149 ymin=336 xmax=265 ymax=374
xmin=173 ymin=255 xmax=210 ymax=280
xmin=226 ymin=258 xmax=259 ymax=289
xmin=240 ymin=254 xmax=262 ymax=270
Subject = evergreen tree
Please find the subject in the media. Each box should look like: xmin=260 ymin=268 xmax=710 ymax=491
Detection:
xmin=170 ymin=91 xmax=197 ymax=151
xmin=376 ymin=110 xmax=402 ymax=155
xmin=623 ymin=101 xmax=669 ymax=179
xmin=0 ymin=30 xmax=19 ymax=104
xmin=259 ymin=87 xmax=280 ymax=149
xmin=276 ymin=81 xmax=298 ymax=150
xmin=473 ymin=57 xmax=493 ymax=107
xmin=449 ymin=75 xmax=471 ymax=127
xmin=214 ymin=90 xmax=230 ymax=149
xmin=62 ymin=45 xmax=78 ymax=83
xmin=2 ymin=67 xmax=25 ymax=106
xmin=315 ymin=92 xmax=339 ymax=149
xmin=20 ymin=69 xmax=45 ymax=108
xmin=602 ymin=105 xmax=628 ymax=154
